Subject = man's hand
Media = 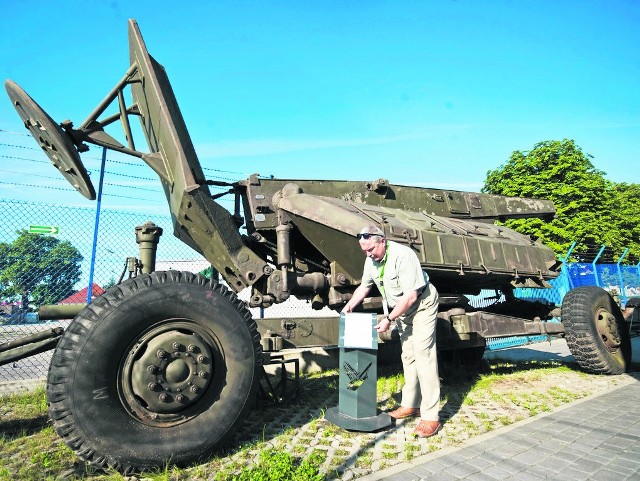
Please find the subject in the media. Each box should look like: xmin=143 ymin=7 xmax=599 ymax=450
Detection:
xmin=375 ymin=317 xmax=392 ymax=332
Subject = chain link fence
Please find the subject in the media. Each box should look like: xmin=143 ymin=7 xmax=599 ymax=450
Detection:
xmin=515 ymin=262 xmax=640 ymax=307
xmin=0 ymin=198 xmax=330 ymax=391
xmin=0 ymin=199 xmax=197 ymax=388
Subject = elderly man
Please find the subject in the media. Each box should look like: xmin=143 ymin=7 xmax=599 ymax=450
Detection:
xmin=342 ymin=225 xmax=441 ymax=438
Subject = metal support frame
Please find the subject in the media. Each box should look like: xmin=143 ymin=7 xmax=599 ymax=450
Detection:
xmin=258 ymin=355 xmax=300 ymax=405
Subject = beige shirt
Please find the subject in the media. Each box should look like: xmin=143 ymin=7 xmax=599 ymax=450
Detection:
xmin=361 ymin=240 xmax=428 ymax=312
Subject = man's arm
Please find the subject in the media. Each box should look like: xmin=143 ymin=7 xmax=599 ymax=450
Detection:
xmin=341 ymin=283 xmax=372 ymax=313
xmin=387 ymin=289 xmax=419 ymax=321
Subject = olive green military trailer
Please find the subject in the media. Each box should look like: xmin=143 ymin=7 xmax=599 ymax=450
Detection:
xmin=3 ymin=19 xmax=632 ymax=474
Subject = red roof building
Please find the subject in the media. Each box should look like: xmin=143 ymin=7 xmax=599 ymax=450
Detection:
xmin=59 ymin=284 xmax=105 ymax=304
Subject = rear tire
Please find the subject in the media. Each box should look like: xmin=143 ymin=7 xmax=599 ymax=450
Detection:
xmin=562 ymin=286 xmax=631 ymax=374
xmin=46 ymin=271 xmax=261 ymax=472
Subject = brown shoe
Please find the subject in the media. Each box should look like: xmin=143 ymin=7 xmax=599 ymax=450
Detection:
xmin=413 ymin=420 xmax=442 ymax=438
xmin=387 ymin=406 xmax=420 ymax=419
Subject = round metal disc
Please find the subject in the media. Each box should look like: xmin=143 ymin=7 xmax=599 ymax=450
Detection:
xmin=5 ymin=79 xmax=96 ymax=200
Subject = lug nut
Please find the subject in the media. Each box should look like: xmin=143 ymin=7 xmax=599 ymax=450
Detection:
xmin=159 ymin=393 xmax=169 ymax=402
xmin=148 ymin=382 xmax=160 ymax=391
xmin=190 ymin=385 xmax=199 ymax=393
xmin=188 ymin=344 xmax=196 ymax=352
xmin=156 ymin=349 xmax=166 ymax=359
xmin=147 ymin=365 xmax=157 ymax=374
xmin=197 ymin=355 xmax=206 ymax=363
xmin=172 ymin=342 xmax=183 ymax=351
xmin=176 ymin=394 xmax=187 ymax=403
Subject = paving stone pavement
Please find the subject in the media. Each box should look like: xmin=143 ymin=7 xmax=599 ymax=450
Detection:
xmin=358 ymin=338 xmax=640 ymax=481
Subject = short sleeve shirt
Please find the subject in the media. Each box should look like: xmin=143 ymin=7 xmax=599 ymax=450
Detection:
xmin=361 ymin=240 xmax=428 ymax=310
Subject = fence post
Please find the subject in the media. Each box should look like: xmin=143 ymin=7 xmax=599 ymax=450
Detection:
xmin=561 ymin=241 xmax=577 ymax=294
xmin=616 ymin=248 xmax=630 ymax=307
xmin=592 ymin=245 xmax=606 ymax=288
xmin=87 ymin=147 xmax=108 ymax=303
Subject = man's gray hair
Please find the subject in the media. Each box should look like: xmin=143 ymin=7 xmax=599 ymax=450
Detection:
xmin=358 ymin=225 xmax=385 ymax=237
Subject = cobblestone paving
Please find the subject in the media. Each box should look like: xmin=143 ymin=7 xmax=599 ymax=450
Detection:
xmin=197 ymin=359 xmax=637 ymax=480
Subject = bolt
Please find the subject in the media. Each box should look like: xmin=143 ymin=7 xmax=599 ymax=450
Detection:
xmin=187 ymin=344 xmax=196 ymax=352
xmin=198 ymin=370 xmax=207 ymax=379
xmin=159 ymin=393 xmax=169 ymax=402
xmin=148 ymin=382 xmax=159 ymax=391
xmin=198 ymin=355 xmax=206 ymax=363
xmin=176 ymin=394 xmax=187 ymax=403
xmin=190 ymin=385 xmax=199 ymax=393
xmin=147 ymin=365 xmax=157 ymax=374
xmin=156 ymin=349 xmax=166 ymax=359
xmin=172 ymin=342 xmax=182 ymax=351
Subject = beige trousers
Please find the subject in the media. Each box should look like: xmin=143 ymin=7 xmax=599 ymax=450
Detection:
xmin=395 ymin=283 xmax=440 ymax=421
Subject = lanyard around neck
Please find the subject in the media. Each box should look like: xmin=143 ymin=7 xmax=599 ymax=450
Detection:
xmin=377 ymin=242 xmax=388 ymax=294
xmin=377 ymin=242 xmax=389 ymax=315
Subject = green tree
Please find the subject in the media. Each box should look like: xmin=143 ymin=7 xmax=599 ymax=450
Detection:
xmin=611 ymin=182 xmax=640 ymax=264
xmin=102 ymin=277 xmax=117 ymax=290
xmin=482 ymin=139 xmax=639 ymax=262
xmin=0 ymin=230 xmax=83 ymax=310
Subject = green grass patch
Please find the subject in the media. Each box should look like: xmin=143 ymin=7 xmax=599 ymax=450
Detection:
xmin=0 ymin=356 xmax=621 ymax=481
xmin=213 ymin=449 xmax=325 ymax=481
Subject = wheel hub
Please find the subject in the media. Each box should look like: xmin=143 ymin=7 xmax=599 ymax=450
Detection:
xmin=130 ymin=330 xmax=212 ymax=413
xmin=595 ymin=308 xmax=621 ymax=350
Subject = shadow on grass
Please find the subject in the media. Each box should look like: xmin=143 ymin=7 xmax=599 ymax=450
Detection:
xmin=0 ymin=414 xmax=50 ymax=440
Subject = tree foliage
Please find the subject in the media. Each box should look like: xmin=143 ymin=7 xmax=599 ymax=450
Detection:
xmin=0 ymin=230 xmax=83 ymax=310
xmin=482 ymin=139 xmax=640 ymax=263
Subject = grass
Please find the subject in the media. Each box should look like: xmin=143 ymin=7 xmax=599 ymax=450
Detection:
xmin=0 ymin=357 xmax=630 ymax=481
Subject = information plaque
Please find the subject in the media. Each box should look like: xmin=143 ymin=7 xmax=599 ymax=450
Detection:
xmin=325 ymin=313 xmax=392 ymax=432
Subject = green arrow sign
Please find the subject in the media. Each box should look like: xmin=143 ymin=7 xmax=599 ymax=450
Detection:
xmin=29 ymin=225 xmax=60 ymax=235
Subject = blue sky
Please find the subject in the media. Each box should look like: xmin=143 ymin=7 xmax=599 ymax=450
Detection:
xmin=1 ymin=0 xmax=638 ymax=214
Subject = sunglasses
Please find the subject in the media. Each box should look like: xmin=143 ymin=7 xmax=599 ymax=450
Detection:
xmin=356 ymin=233 xmax=382 ymax=240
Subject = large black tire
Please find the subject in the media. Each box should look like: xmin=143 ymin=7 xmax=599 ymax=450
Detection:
xmin=46 ymin=271 xmax=261 ymax=473
xmin=562 ymin=286 xmax=631 ymax=375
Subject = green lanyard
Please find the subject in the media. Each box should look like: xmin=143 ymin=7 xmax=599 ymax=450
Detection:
xmin=377 ymin=243 xmax=389 ymax=305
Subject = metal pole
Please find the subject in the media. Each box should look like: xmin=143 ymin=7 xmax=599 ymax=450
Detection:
xmin=562 ymin=241 xmax=577 ymax=263
xmin=592 ymin=245 xmax=606 ymax=288
xmin=87 ymin=147 xmax=107 ymax=303
xmin=562 ymin=241 xmax=577 ymax=292
xmin=616 ymin=248 xmax=630 ymax=307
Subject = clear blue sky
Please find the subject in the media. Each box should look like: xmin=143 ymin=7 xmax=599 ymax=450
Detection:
xmin=1 ymin=0 xmax=638 ymax=214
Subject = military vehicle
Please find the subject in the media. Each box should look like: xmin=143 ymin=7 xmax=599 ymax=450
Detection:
xmin=3 ymin=19 xmax=632 ymax=473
